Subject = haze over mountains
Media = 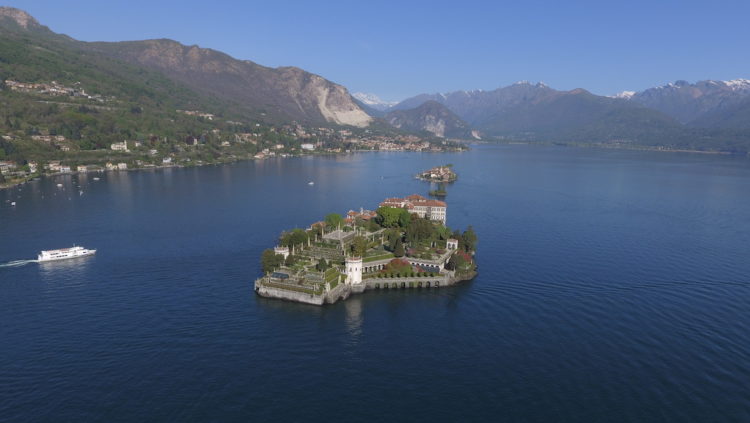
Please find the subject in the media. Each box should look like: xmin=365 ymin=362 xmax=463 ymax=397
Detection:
xmin=384 ymin=101 xmax=474 ymax=139
xmin=383 ymin=79 xmax=750 ymax=150
xmin=625 ymin=79 xmax=750 ymax=128
xmin=351 ymin=93 xmax=397 ymax=111
xmin=1 ymin=6 xmax=750 ymax=153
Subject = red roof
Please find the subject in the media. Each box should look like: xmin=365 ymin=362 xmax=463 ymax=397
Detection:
xmin=380 ymin=195 xmax=446 ymax=209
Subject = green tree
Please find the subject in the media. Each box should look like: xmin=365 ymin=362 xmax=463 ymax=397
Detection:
xmin=386 ymin=229 xmax=401 ymax=251
xmin=350 ymin=236 xmax=368 ymax=258
xmin=316 ymin=258 xmax=328 ymax=271
xmin=284 ymin=254 xmax=298 ymax=267
xmin=310 ymin=223 xmax=323 ymax=239
xmin=375 ymin=206 xmax=401 ymax=227
xmin=376 ymin=206 xmax=412 ymax=228
xmin=366 ymin=219 xmax=381 ymax=232
xmin=446 ymin=253 xmax=467 ymax=271
xmin=399 ymin=210 xmax=413 ymax=228
xmin=406 ymin=217 xmax=434 ymax=244
xmin=393 ymin=238 xmax=405 ymax=257
xmin=462 ymin=226 xmax=477 ymax=252
xmin=280 ymin=228 xmax=308 ymax=248
xmin=261 ymin=249 xmax=283 ymax=273
xmin=452 ymin=229 xmax=465 ymax=250
xmin=325 ymin=213 xmax=343 ymax=229
xmin=435 ymin=224 xmax=451 ymax=240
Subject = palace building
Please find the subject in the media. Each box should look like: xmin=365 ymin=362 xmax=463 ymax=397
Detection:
xmin=380 ymin=194 xmax=447 ymax=224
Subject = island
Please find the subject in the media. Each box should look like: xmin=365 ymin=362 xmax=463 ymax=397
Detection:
xmin=254 ymin=194 xmax=477 ymax=305
xmin=416 ymin=165 xmax=457 ymax=183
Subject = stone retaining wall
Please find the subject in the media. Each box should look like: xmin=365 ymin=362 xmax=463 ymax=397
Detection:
xmin=254 ymin=270 xmax=476 ymax=306
xmin=254 ymin=278 xmax=351 ymax=305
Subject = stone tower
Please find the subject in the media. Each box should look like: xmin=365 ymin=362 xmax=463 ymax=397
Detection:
xmin=345 ymin=256 xmax=363 ymax=286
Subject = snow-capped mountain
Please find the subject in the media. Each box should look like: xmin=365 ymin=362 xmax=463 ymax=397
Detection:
xmin=389 ymin=81 xmax=558 ymax=124
xmin=723 ymin=78 xmax=750 ymax=91
xmin=351 ymin=92 xmax=398 ymax=111
xmin=611 ymin=91 xmax=635 ymax=99
xmin=626 ymin=79 xmax=750 ymax=124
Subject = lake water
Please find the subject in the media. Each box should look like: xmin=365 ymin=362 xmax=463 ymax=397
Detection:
xmin=1 ymin=145 xmax=749 ymax=422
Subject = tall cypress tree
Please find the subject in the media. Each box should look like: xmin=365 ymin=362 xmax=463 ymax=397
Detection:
xmin=393 ymin=238 xmax=405 ymax=257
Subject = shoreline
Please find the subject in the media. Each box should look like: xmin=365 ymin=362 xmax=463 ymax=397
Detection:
xmin=255 ymin=270 xmax=477 ymax=306
xmin=0 ymin=147 xmax=468 ymax=191
xmin=486 ymin=140 xmax=747 ymax=156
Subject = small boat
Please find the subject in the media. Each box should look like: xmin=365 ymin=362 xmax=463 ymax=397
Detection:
xmin=37 ymin=245 xmax=96 ymax=262
xmin=93 ymin=177 xmax=100 ymax=181
xmin=56 ymin=183 xmax=63 ymax=187
xmin=308 ymin=181 xmax=315 ymax=185
xmin=10 ymin=202 xmax=16 ymax=206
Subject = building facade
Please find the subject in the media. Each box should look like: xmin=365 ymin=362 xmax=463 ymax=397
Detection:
xmin=380 ymin=194 xmax=447 ymax=224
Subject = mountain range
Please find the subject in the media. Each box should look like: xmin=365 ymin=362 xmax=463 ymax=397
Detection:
xmin=384 ymin=101 xmax=474 ymax=139
xmin=351 ymin=93 xmax=397 ymax=111
xmin=625 ymin=79 xmax=750 ymax=128
xmin=1 ymin=6 xmax=750 ymax=153
xmin=385 ymin=79 xmax=750 ymax=151
xmin=0 ymin=7 xmax=371 ymax=129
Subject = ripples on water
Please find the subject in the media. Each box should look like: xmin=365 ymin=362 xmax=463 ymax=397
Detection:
xmin=1 ymin=145 xmax=749 ymax=422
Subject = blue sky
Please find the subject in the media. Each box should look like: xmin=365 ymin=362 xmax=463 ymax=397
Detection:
xmin=9 ymin=0 xmax=750 ymax=101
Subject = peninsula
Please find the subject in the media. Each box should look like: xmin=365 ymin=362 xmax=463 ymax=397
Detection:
xmin=254 ymin=194 xmax=477 ymax=305
xmin=417 ymin=165 xmax=457 ymax=183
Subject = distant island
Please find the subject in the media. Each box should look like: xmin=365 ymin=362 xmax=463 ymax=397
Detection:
xmin=417 ymin=165 xmax=457 ymax=183
xmin=254 ymin=194 xmax=477 ymax=305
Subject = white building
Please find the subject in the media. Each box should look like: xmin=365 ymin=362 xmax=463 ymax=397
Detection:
xmin=380 ymin=194 xmax=447 ymax=224
xmin=301 ymin=143 xmax=315 ymax=151
xmin=345 ymin=256 xmax=363 ymax=286
xmin=117 ymin=163 xmax=128 ymax=170
xmin=47 ymin=161 xmax=62 ymax=172
xmin=110 ymin=141 xmax=129 ymax=152
xmin=274 ymin=246 xmax=290 ymax=260
xmin=0 ymin=161 xmax=15 ymax=174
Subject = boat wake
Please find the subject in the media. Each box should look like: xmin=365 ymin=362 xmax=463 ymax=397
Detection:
xmin=0 ymin=259 xmax=38 ymax=268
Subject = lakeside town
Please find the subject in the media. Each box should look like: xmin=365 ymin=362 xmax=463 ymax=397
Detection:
xmin=0 ymin=78 xmax=468 ymax=190
xmin=254 ymin=194 xmax=477 ymax=305
xmin=0 ymin=132 xmax=464 ymax=189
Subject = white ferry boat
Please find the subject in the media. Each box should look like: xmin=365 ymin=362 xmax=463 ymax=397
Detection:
xmin=37 ymin=245 xmax=96 ymax=262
